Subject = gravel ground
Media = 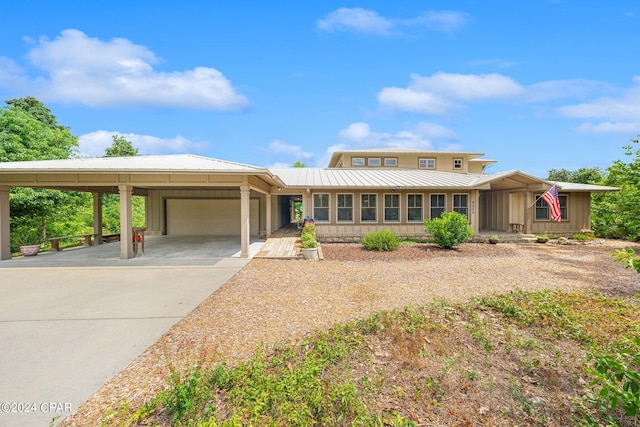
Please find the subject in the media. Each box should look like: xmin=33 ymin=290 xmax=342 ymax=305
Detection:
xmin=63 ymin=240 xmax=640 ymax=426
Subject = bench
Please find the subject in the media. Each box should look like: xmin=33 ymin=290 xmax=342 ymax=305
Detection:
xmin=509 ymin=223 xmax=524 ymax=233
xmin=47 ymin=234 xmax=96 ymax=252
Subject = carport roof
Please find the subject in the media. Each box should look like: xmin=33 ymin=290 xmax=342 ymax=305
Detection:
xmin=0 ymin=154 xmax=267 ymax=173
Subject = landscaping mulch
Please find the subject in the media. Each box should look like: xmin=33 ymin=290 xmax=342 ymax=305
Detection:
xmin=62 ymin=240 xmax=640 ymax=426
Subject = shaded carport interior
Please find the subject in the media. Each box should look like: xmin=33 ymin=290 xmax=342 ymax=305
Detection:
xmin=0 ymin=155 xmax=286 ymax=261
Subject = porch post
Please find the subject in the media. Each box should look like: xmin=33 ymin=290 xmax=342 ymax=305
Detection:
xmin=92 ymin=192 xmax=103 ymax=244
xmin=265 ymin=194 xmax=272 ymax=238
xmin=524 ymin=191 xmax=532 ymax=234
xmin=119 ymin=185 xmax=134 ymax=259
xmin=240 ymin=185 xmax=250 ymax=258
xmin=0 ymin=186 xmax=10 ymax=260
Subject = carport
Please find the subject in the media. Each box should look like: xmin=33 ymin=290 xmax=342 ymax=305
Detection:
xmin=0 ymin=154 xmax=286 ymax=261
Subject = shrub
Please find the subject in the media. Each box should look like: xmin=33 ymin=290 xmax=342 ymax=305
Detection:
xmin=301 ymin=231 xmax=317 ymax=249
xmin=361 ymin=229 xmax=400 ymax=251
xmin=572 ymin=232 xmax=595 ymax=241
xmin=424 ymin=212 xmax=473 ymax=249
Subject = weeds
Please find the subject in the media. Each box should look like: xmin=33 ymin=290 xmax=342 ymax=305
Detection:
xmin=106 ymin=290 xmax=640 ymax=427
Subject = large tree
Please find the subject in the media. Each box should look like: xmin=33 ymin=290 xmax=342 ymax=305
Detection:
xmin=1 ymin=97 xmax=82 ymax=242
xmin=591 ymin=137 xmax=640 ymax=240
xmin=547 ymin=167 xmax=604 ymax=184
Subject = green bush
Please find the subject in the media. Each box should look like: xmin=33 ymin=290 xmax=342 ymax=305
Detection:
xmin=301 ymin=231 xmax=317 ymax=249
xmin=361 ymin=229 xmax=400 ymax=251
xmin=424 ymin=211 xmax=473 ymax=249
xmin=572 ymin=232 xmax=595 ymax=241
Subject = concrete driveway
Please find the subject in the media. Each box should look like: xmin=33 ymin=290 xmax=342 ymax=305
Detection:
xmin=0 ymin=236 xmax=261 ymax=426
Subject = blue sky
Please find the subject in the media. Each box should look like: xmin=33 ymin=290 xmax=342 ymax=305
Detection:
xmin=0 ymin=1 xmax=638 ymax=177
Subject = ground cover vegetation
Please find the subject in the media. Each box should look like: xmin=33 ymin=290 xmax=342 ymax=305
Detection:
xmin=102 ymin=289 xmax=640 ymax=426
xmin=1 ymin=97 xmax=144 ymax=252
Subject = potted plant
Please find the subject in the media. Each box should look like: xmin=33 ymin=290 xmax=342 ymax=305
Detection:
xmin=300 ymin=223 xmax=318 ymax=260
xmin=536 ymin=233 xmax=549 ymax=243
xmin=488 ymin=235 xmax=499 ymax=244
xmin=11 ymin=228 xmax=43 ymax=256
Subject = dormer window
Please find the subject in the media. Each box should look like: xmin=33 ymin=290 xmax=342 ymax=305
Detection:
xmin=419 ymin=158 xmax=436 ymax=169
xmin=351 ymin=157 xmax=365 ymax=166
xmin=384 ymin=158 xmax=397 ymax=167
xmin=453 ymin=158 xmax=463 ymax=170
xmin=368 ymin=158 xmax=381 ymax=166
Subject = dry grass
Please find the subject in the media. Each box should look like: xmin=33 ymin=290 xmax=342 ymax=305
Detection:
xmin=61 ymin=240 xmax=640 ymax=426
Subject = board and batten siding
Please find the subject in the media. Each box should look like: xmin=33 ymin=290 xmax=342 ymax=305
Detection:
xmin=307 ymin=190 xmax=479 ymax=240
xmin=531 ymin=191 xmax=591 ymax=235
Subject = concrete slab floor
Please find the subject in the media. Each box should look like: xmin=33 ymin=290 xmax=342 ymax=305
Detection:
xmin=0 ymin=236 xmax=259 ymax=426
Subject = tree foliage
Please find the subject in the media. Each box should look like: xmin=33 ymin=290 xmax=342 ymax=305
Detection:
xmin=547 ymin=167 xmax=603 ymax=184
xmin=293 ymin=160 xmax=306 ymax=168
xmin=591 ymin=137 xmax=640 ymax=241
xmin=105 ymin=134 xmax=139 ymax=157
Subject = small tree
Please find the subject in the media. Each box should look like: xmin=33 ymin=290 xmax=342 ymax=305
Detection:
xmin=424 ymin=211 xmax=473 ymax=249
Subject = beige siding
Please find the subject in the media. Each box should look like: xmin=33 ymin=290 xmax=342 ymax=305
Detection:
xmin=531 ymin=192 xmax=591 ymax=235
xmin=307 ymin=190 xmax=477 ymax=240
xmin=480 ymin=190 xmax=510 ymax=232
xmin=338 ymin=153 xmax=471 ymax=172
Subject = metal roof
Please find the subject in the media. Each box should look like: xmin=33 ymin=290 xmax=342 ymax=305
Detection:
xmin=0 ymin=154 xmax=266 ymax=173
xmin=555 ymin=181 xmax=620 ymax=192
xmin=270 ymin=167 xmax=546 ymax=189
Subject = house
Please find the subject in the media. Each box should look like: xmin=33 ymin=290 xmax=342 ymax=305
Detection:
xmin=0 ymin=148 xmax=618 ymax=261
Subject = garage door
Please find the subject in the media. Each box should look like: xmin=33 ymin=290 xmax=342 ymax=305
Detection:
xmin=166 ymin=199 xmax=259 ymax=235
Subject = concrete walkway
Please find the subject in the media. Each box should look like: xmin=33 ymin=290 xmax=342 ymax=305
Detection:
xmin=0 ymin=237 xmax=257 ymax=427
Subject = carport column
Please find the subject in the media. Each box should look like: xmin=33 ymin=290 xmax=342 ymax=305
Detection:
xmin=265 ymin=194 xmax=272 ymax=238
xmin=524 ymin=191 xmax=532 ymax=234
xmin=93 ymin=192 xmax=103 ymax=244
xmin=0 ymin=186 xmax=10 ymax=261
xmin=240 ymin=185 xmax=250 ymax=258
xmin=119 ymin=185 xmax=134 ymax=259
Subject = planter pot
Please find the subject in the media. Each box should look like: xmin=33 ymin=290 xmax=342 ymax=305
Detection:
xmin=19 ymin=244 xmax=41 ymax=256
xmin=489 ymin=239 xmax=499 ymax=244
xmin=301 ymin=248 xmax=318 ymax=260
xmin=536 ymin=238 xmax=549 ymax=244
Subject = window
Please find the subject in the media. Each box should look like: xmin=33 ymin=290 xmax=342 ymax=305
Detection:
xmin=351 ymin=157 xmax=365 ymax=166
xmin=535 ymin=194 xmax=568 ymax=221
xmin=453 ymin=158 xmax=463 ymax=170
xmin=337 ymin=194 xmax=353 ymax=222
xmin=368 ymin=158 xmax=381 ymax=166
xmin=453 ymin=194 xmax=468 ymax=217
xmin=384 ymin=194 xmax=400 ymax=222
xmin=361 ymin=194 xmax=377 ymax=222
xmin=430 ymin=194 xmax=446 ymax=218
xmin=313 ymin=194 xmax=329 ymax=222
xmin=384 ymin=158 xmax=397 ymax=167
xmin=407 ymin=194 xmax=423 ymax=222
xmin=419 ymin=158 xmax=436 ymax=169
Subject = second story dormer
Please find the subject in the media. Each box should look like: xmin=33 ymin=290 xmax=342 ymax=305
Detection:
xmin=327 ymin=148 xmax=496 ymax=174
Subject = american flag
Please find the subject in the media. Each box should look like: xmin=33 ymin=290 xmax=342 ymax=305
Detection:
xmin=541 ymin=184 xmax=562 ymax=222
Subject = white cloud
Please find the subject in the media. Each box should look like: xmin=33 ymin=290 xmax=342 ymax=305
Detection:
xmin=378 ymin=72 xmax=523 ymax=115
xmin=576 ymin=122 xmax=639 ymax=135
xmin=406 ymin=10 xmax=470 ymax=33
xmin=317 ymin=8 xmax=468 ymax=35
xmin=266 ymin=139 xmax=314 ymax=159
xmin=317 ymin=8 xmax=392 ymax=35
xmin=78 ymin=130 xmax=207 ymax=157
xmin=2 ymin=29 xmax=249 ymax=109
xmin=337 ymin=121 xmax=456 ymax=149
xmin=556 ymin=76 xmax=640 ymax=135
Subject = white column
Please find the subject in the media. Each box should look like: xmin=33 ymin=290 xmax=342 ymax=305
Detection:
xmin=93 ymin=192 xmax=103 ymax=244
xmin=119 ymin=185 xmax=134 ymax=259
xmin=0 ymin=186 xmax=10 ymax=261
xmin=240 ymin=185 xmax=250 ymax=258
xmin=265 ymin=194 xmax=272 ymax=238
